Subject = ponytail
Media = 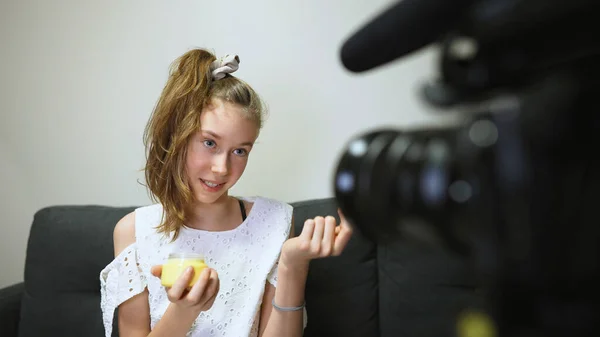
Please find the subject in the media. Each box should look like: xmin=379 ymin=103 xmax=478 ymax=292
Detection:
xmin=143 ymin=49 xmax=216 ymax=239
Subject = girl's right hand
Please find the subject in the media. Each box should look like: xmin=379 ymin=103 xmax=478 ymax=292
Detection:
xmin=151 ymin=265 xmax=220 ymax=313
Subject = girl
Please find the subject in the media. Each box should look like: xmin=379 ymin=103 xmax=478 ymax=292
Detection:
xmin=99 ymin=48 xmax=353 ymax=337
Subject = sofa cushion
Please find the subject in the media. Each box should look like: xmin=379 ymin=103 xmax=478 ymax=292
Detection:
xmin=0 ymin=282 xmax=24 ymax=337
xmin=18 ymin=205 xmax=133 ymax=337
xmin=292 ymin=198 xmax=379 ymax=337
xmin=377 ymin=239 xmax=481 ymax=337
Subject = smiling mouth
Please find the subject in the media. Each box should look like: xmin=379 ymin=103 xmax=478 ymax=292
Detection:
xmin=200 ymin=179 xmax=225 ymax=189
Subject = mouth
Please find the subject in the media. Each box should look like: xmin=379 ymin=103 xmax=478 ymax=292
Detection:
xmin=200 ymin=179 xmax=226 ymax=192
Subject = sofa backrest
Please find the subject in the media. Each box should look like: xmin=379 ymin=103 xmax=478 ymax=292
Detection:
xmin=17 ymin=198 xmax=381 ymax=337
xmin=19 ymin=205 xmax=134 ymax=337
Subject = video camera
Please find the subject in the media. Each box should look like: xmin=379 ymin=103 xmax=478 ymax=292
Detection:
xmin=334 ymin=0 xmax=600 ymax=336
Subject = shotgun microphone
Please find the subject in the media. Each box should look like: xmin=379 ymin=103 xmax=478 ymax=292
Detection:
xmin=340 ymin=0 xmax=474 ymax=73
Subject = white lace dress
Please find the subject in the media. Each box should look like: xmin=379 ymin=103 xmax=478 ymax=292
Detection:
xmin=99 ymin=196 xmax=303 ymax=337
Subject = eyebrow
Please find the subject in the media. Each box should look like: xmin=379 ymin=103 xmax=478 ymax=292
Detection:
xmin=202 ymin=130 xmax=254 ymax=147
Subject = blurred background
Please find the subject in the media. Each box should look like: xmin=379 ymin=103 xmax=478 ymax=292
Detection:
xmin=0 ymin=0 xmax=454 ymax=288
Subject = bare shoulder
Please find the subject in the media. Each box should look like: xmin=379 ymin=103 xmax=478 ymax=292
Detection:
xmin=113 ymin=211 xmax=136 ymax=256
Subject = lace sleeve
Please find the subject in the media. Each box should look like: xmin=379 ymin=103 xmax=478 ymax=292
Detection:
xmin=267 ymin=202 xmax=293 ymax=287
xmin=99 ymin=243 xmax=147 ymax=337
xmin=266 ymin=261 xmax=278 ymax=286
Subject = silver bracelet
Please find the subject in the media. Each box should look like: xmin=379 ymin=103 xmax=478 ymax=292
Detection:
xmin=272 ymin=298 xmax=305 ymax=312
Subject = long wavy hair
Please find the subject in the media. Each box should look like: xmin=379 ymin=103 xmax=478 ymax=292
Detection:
xmin=142 ymin=48 xmax=266 ymax=240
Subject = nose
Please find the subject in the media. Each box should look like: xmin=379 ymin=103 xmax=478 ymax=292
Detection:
xmin=211 ymin=153 xmax=229 ymax=176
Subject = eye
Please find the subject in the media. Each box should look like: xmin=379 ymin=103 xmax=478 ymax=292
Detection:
xmin=233 ymin=148 xmax=248 ymax=156
xmin=203 ymin=139 xmax=216 ymax=148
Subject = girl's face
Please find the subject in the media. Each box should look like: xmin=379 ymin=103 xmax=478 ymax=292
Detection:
xmin=185 ymin=99 xmax=258 ymax=204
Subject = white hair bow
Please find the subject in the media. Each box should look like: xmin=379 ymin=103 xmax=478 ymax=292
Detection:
xmin=210 ymin=54 xmax=240 ymax=80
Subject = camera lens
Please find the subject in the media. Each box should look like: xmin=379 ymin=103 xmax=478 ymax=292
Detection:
xmin=333 ymin=127 xmax=471 ymax=246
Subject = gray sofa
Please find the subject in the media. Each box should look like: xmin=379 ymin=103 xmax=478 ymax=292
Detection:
xmin=0 ymin=197 xmax=479 ymax=337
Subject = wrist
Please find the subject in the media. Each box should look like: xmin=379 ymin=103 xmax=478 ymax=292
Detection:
xmin=278 ymin=255 xmax=309 ymax=277
xmin=169 ymin=302 xmax=202 ymax=321
xmin=279 ymin=253 xmax=309 ymax=274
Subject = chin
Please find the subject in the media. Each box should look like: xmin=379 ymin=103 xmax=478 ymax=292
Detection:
xmin=193 ymin=190 xmax=229 ymax=205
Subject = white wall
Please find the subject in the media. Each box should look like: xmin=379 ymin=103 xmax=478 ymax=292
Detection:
xmin=0 ymin=0 xmax=454 ymax=287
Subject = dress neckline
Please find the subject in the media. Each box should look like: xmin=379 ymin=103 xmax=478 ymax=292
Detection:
xmin=180 ymin=196 xmax=259 ymax=235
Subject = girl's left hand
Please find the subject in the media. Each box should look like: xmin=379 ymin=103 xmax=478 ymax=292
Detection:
xmin=280 ymin=209 xmax=353 ymax=268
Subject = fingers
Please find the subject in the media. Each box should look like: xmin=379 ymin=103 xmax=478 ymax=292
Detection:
xmin=202 ymin=270 xmax=220 ymax=309
xmin=321 ymin=216 xmax=336 ymax=256
xmin=299 ymin=219 xmax=315 ymax=251
xmin=150 ymin=265 xmax=163 ymax=277
xmin=310 ymin=217 xmax=325 ymax=254
xmin=165 ymin=266 xmax=220 ymax=311
xmin=337 ymin=208 xmax=347 ymax=223
xmin=166 ymin=266 xmax=194 ymax=302
xmin=204 ymin=290 xmax=219 ymax=310
xmin=188 ymin=269 xmax=220 ymax=309
xmin=205 ymin=269 xmax=220 ymax=299
xmin=307 ymin=214 xmax=352 ymax=258
xmin=333 ymin=220 xmax=353 ymax=256
xmin=186 ymin=268 xmax=211 ymax=303
xmin=300 ymin=219 xmax=315 ymax=240
xmin=290 ymin=212 xmax=354 ymax=262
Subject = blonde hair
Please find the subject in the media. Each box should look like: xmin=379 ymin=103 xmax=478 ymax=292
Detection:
xmin=142 ymin=48 xmax=266 ymax=239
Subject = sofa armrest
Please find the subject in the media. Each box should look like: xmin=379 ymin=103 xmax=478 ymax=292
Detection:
xmin=0 ymin=282 xmax=23 ymax=337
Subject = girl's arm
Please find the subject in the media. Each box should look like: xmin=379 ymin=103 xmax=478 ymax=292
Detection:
xmin=258 ymin=213 xmax=353 ymax=337
xmin=258 ymin=263 xmax=308 ymax=337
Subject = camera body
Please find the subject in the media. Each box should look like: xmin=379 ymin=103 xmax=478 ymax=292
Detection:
xmin=335 ymin=1 xmax=600 ymax=336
